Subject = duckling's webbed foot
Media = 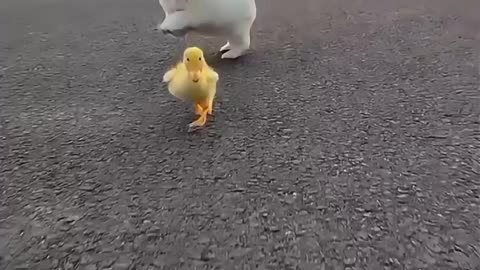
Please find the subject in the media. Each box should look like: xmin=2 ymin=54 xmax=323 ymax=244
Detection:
xmin=187 ymin=124 xmax=202 ymax=133
xmin=187 ymin=119 xmax=206 ymax=132
xmin=187 ymin=105 xmax=208 ymax=132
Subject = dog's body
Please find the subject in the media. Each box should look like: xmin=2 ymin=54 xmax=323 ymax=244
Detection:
xmin=158 ymin=0 xmax=256 ymax=59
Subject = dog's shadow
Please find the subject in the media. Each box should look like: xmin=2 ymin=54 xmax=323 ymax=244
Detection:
xmin=204 ymin=50 xmax=254 ymax=69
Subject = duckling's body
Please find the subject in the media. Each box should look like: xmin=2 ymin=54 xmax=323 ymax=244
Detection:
xmin=163 ymin=47 xmax=219 ymax=131
xmin=164 ymin=62 xmax=216 ymax=103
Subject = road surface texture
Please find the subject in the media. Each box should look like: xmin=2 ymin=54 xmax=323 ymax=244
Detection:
xmin=1 ymin=0 xmax=480 ymax=269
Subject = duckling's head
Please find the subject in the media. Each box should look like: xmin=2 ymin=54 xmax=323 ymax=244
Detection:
xmin=183 ymin=47 xmax=206 ymax=83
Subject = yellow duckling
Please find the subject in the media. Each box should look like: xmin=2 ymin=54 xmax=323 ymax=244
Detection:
xmin=163 ymin=47 xmax=219 ymax=131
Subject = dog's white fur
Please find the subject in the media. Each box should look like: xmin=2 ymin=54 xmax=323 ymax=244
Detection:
xmin=158 ymin=0 xmax=256 ymax=59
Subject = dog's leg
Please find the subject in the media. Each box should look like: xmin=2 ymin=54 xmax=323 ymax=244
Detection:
xmin=221 ymin=20 xmax=252 ymax=59
xmin=219 ymin=41 xmax=231 ymax=53
xmin=159 ymin=10 xmax=192 ymax=37
xmin=159 ymin=0 xmax=189 ymax=15
xmin=221 ymin=31 xmax=249 ymax=59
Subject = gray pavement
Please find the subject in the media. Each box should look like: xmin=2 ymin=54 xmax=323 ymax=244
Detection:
xmin=1 ymin=0 xmax=480 ymax=269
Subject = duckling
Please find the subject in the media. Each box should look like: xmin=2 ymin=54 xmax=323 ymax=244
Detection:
xmin=163 ymin=47 xmax=219 ymax=131
xmin=158 ymin=0 xmax=256 ymax=59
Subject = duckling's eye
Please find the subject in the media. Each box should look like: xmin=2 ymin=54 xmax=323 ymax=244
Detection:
xmin=187 ymin=58 xmax=190 ymax=62
xmin=198 ymin=57 xmax=202 ymax=61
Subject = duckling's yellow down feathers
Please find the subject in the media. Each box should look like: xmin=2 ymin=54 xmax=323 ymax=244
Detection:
xmin=163 ymin=62 xmax=218 ymax=103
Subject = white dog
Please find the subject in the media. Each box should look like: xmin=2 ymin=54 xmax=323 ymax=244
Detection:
xmin=158 ymin=0 xmax=256 ymax=59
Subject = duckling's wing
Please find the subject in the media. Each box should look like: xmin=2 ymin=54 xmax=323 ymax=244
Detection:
xmin=163 ymin=62 xmax=185 ymax=83
xmin=166 ymin=63 xmax=189 ymax=101
xmin=168 ymin=84 xmax=188 ymax=101
xmin=163 ymin=68 xmax=176 ymax=83
xmin=206 ymin=66 xmax=219 ymax=83
xmin=210 ymin=71 xmax=219 ymax=82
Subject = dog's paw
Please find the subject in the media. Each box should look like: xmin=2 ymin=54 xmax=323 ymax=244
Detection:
xmin=221 ymin=48 xmax=246 ymax=59
xmin=158 ymin=12 xmax=190 ymax=37
xmin=159 ymin=24 xmax=188 ymax=37
xmin=219 ymin=42 xmax=231 ymax=52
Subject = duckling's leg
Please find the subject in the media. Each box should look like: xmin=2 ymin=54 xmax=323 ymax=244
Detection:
xmin=206 ymin=100 xmax=213 ymax=115
xmin=188 ymin=102 xmax=209 ymax=131
xmin=206 ymin=88 xmax=217 ymax=115
xmin=189 ymin=111 xmax=207 ymax=128
xmin=194 ymin=104 xmax=202 ymax=115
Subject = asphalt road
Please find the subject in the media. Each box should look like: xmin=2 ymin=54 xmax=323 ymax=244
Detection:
xmin=1 ymin=0 xmax=480 ymax=269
